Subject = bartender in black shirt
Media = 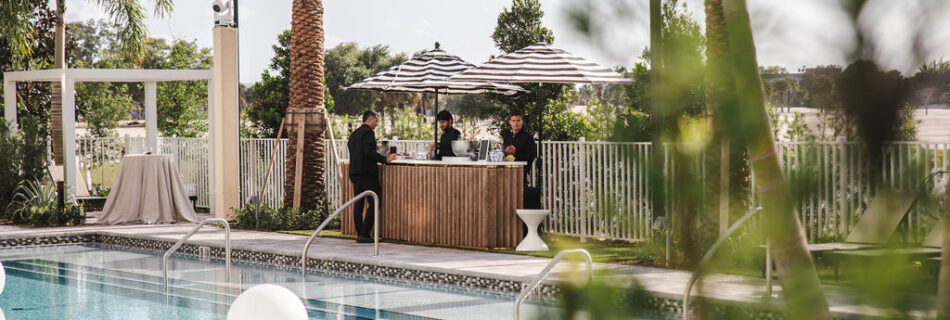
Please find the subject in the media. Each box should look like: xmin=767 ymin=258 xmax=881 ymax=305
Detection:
xmin=501 ymin=110 xmax=536 ymax=184
xmin=428 ymin=110 xmax=461 ymax=160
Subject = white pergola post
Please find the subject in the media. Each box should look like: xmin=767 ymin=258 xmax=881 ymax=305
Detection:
xmin=145 ymin=81 xmax=158 ymax=151
xmin=3 ymin=80 xmax=15 ymax=131
xmin=61 ymin=76 xmax=77 ymax=200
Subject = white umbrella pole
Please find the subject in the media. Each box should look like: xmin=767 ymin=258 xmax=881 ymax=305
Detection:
xmin=536 ymin=82 xmax=543 ymax=188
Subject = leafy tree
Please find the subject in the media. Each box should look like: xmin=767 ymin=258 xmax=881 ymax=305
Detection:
xmin=325 ymin=42 xmax=412 ymax=114
xmin=909 ymin=59 xmax=950 ymax=107
xmin=491 ymin=0 xmax=553 ymax=54
xmin=76 ymin=81 xmax=134 ymax=137
xmin=442 ymin=94 xmax=505 ymax=117
xmin=485 ymin=0 xmax=568 ymax=139
xmin=799 ymin=65 xmax=842 ymax=109
xmin=769 ymin=78 xmax=799 ymax=110
xmin=0 ymin=0 xmax=56 ymax=122
xmin=68 ymin=21 xmax=136 ymax=137
xmin=65 ymin=20 xmax=119 ymax=67
xmin=143 ymin=39 xmax=212 ymax=137
xmin=246 ymin=31 xmax=291 ymax=138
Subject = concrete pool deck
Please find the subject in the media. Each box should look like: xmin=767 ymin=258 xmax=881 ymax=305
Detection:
xmin=0 ymin=223 xmax=938 ymax=319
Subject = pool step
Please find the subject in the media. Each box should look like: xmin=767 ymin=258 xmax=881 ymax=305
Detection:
xmin=3 ymin=259 xmax=410 ymax=319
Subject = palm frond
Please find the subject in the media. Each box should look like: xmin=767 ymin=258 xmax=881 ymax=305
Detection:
xmin=0 ymin=0 xmax=37 ymax=59
xmin=152 ymin=0 xmax=173 ymax=18
xmin=91 ymin=0 xmax=148 ymax=61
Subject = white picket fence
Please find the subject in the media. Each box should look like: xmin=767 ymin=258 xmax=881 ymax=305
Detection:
xmin=77 ymin=136 xmax=211 ymax=207
xmin=77 ymin=137 xmax=948 ymax=243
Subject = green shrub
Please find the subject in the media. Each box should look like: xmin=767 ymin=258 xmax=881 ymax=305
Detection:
xmin=7 ymin=180 xmax=85 ymax=227
xmin=231 ymin=204 xmax=331 ymax=231
xmin=0 ymin=120 xmax=22 ymax=218
xmin=18 ymin=116 xmax=49 ymax=182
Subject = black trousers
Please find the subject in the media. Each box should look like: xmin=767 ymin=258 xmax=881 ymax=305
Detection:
xmin=350 ymin=175 xmax=382 ymax=238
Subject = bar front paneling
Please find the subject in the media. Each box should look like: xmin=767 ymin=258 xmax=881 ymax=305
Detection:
xmin=340 ymin=161 xmax=525 ymax=248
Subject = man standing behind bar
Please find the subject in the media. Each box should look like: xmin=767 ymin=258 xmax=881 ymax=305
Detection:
xmin=348 ymin=111 xmax=397 ymax=243
xmin=501 ymin=110 xmax=536 ymax=184
xmin=428 ymin=110 xmax=461 ymax=160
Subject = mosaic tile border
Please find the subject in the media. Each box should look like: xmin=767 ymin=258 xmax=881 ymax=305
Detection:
xmin=0 ymin=234 xmax=95 ymax=248
xmin=92 ymin=234 xmax=561 ymax=300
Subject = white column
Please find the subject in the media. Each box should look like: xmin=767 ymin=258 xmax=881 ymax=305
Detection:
xmin=212 ymin=26 xmax=241 ymax=218
xmin=62 ymin=78 xmax=77 ymax=200
xmin=207 ymin=78 xmax=216 ymax=215
xmin=3 ymin=80 xmax=16 ymax=133
xmin=145 ymin=81 xmax=158 ymax=151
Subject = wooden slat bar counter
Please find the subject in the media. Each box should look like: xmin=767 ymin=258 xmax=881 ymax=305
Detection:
xmin=340 ymin=159 xmax=525 ymax=248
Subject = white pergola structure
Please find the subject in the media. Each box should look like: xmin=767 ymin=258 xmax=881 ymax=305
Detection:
xmin=2 ymin=68 xmax=214 ymax=202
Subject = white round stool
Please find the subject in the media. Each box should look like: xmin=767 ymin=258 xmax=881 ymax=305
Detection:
xmin=516 ymin=209 xmax=550 ymax=251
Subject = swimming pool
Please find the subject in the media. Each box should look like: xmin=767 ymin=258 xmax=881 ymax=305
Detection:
xmin=0 ymin=244 xmax=553 ymax=319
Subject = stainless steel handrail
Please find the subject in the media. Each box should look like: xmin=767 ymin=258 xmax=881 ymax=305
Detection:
xmin=301 ymin=190 xmax=379 ymax=276
xmin=683 ymin=207 xmax=762 ymax=320
xmin=513 ymin=249 xmax=592 ymax=320
xmin=163 ymin=218 xmax=231 ymax=292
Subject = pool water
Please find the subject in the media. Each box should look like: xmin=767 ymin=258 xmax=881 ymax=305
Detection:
xmin=0 ymin=244 xmax=552 ymax=320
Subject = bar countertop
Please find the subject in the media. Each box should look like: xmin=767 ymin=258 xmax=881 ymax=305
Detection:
xmin=340 ymin=159 xmax=527 ymax=167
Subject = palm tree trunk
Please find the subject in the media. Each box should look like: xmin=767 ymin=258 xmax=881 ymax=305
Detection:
xmin=283 ymin=0 xmax=328 ymax=212
xmin=51 ymin=0 xmax=66 ymax=164
xmin=720 ymin=0 xmax=831 ymax=319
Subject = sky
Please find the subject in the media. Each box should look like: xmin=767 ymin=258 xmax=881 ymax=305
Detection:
xmin=63 ymin=0 xmax=950 ymax=84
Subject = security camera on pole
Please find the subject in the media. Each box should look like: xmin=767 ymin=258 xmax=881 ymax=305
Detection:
xmin=211 ymin=0 xmax=240 ymax=218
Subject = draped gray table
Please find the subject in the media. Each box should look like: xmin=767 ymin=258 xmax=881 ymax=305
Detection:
xmin=99 ymin=154 xmax=197 ymax=224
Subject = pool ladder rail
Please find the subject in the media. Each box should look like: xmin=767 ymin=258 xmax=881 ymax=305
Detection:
xmin=162 ymin=218 xmax=231 ymax=293
xmin=513 ymin=249 xmax=592 ymax=320
xmin=301 ymin=190 xmax=380 ymax=277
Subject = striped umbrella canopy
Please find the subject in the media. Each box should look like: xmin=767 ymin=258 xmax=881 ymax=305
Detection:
xmin=448 ymin=43 xmax=631 ymax=185
xmin=346 ymin=43 xmax=527 ymax=154
xmin=447 ymin=43 xmax=632 ymax=84
xmin=346 ymin=43 xmax=527 ymax=95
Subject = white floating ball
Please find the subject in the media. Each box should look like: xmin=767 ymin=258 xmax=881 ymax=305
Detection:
xmin=227 ymin=284 xmax=307 ymax=320
xmin=0 ymin=261 xmax=5 ymax=296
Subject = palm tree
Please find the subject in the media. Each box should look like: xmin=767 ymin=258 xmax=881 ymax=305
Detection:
xmin=282 ymin=0 xmax=327 ymax=212
xmin=1 ymin=0 xmax=172 ymax=164
xmin=713 ymin=0 xmax=831 ymax=318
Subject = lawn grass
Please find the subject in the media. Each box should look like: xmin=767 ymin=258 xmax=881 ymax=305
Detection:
xmin=281 ymin=229 xmax=940 ymax=294
xmin=81 ymin=163 xmax=122 ymax=186
xmin=280 ymin=229 xmax=665 ymax=266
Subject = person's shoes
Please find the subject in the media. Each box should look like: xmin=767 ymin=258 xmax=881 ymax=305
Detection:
xmin=356 ymin=236 xmax=374 ymax=243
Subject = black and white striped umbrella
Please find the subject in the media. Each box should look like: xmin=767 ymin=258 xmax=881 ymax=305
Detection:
xmin=447 ymin=43 xmax=632 ymax=84
xmin=346 ymin=43 xmax=527 ymax=95
xmin=345 ymin=42 xmax=526 ymax=155
xmin=449 ymin=43 xmax=631 ymax=185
